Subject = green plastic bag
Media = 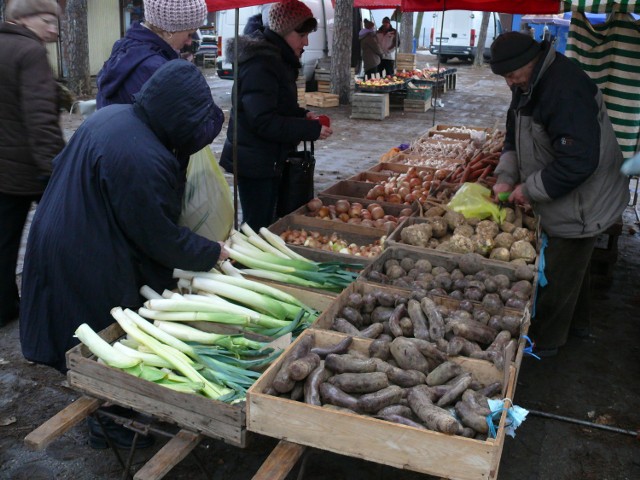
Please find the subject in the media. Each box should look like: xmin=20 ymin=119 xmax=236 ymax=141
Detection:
xmin=179 ymin=146 xmax=234 ymax=242
xmin=447 ymin=182 xmax=506 ymax=224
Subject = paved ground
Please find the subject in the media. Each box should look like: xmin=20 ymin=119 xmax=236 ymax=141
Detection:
xmin=1 ymin=53 xmax=639 ymax=480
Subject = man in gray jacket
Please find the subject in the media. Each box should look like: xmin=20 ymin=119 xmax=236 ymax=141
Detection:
xmin=490 ymin=32 xmax=629 ymax=356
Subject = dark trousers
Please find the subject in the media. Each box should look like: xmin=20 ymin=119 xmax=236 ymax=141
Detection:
xmin=530 ymin=235 xmax=597 ymax=349
xmin=364 ymin=66 xmax=379 ymax=78
xmin=0 ymin=193 xmax=37 ymax=324
xmin=237 ymin=176 xmax=282 ymax=231
xmin=379 ymin=59 xmax=395 ymax=76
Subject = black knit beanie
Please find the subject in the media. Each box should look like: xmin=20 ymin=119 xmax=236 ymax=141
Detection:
xmin=490 ymin=32 xmax=542 ymax=75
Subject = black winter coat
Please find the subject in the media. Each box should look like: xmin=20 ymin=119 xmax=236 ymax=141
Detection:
xmin=19 ymin=61 xmax=224 ymax=371
xmin=0 ymin=23 xmax=64 ymax=195
xmin=220 ymin=28 xmax=321 ymax=178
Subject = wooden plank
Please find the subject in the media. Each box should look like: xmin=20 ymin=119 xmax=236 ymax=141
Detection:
xmin=252 ymin=440 xmax=306 ymax=480
xmin=247 ymin=329 xmax=514 ymax=480
xmin=134 ymin=430 xmax=202 ymax=480
xmin=24 ymin=395 xmax=102 ymax=451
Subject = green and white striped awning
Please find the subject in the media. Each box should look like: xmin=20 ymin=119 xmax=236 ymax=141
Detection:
xmin=565 ymin=7 xmax=640 ymax=157
xmin=564 ymin=0 xmax=640 ymax=13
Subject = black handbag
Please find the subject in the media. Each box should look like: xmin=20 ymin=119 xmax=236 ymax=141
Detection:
xmin=277 ymin=141 xmax=316 ymax=217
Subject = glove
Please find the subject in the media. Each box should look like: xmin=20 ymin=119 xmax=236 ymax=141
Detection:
xmin=620 ymin=152 xmax=640 ymax=176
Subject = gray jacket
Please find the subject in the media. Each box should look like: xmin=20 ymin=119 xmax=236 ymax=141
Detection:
xmin=496 ymin=43 xmax=629 ymax=238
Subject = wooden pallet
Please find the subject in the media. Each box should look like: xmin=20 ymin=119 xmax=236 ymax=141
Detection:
xmin=304 ymin=92 xmax=339 ymax=108
xmin=351 ymin=92 xmax=389 ymax=120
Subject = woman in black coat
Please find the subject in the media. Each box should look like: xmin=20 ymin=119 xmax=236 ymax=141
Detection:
xmin=220 ymin=0 xmax=333 ymax=230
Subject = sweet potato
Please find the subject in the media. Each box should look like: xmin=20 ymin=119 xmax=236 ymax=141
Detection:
xmin=421 ymin=297 xmax=445 ymax=341
xmin=332 ymin=317 xmax=360 ymax=336
xmin=384 ymin=365 xmax=427 ymax=388
xmin=304 ymin=362 xmax=330 ymax=406
xmin=389 ymin=337 xmax=430 ymax=373
xmin=341 ymin=306 xmax=364 ymax=327
xmin=426 ymin=361 xmax=464 ymax=386
xmin=319 ymin=382 xmax=360 ymax=411
xmin=377 ymin=414 xmax=427 ymax=430
xmin=388 ymin=303 xmax=407 ymax=338
xmin=488 ymin=315 xmax=521 ymax=336
xmin=328 ymin=372 xmax=389 ymax=394
xmin=311 ymin=336 xmax=353 ymax=358
xmin=370 ymin=306 xmax=395 ymax=323
xmin=325 ymin=353 xmax=377 ymax=374
xmin=437 ymin=373 xmax=473 ymax=407
xmin=407 ymin=299 xmax=430 ymax=340
xmin=475 ymin=381 xmax=503 ymax=398
xmin=290 ymin=382 xmax=304 ymax=401
xmin=358 ymin=385 xmax=404 ymax=413
xmin=399 ymin=317 xmax=414 ymax=337
xmin=406 ymin=338 xmax=448 ymax=364
xmin=455 ymin=400 xmax=489 ymax=434
xmin=377 ymin=404 xmax=414 ymax=418
xmin=272 ymin=333 xmax=314 ymax=393
xmin=407 ymin=387 xmax=460 ymax=435
xmin=358 ymin=322 xmax=385 ymax=339
xmin=368 ymin=338 xmax=391 ymax=360
xmin=450 ymin=319 xmax=499 ymax=345
xmin=288 ymin=353 xmax=321 ymax=381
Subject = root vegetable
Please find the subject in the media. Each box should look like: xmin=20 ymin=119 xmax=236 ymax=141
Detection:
xmin=436 ymin=373 xmax=473 ymax=407
xmin=421 ymin=297 xmax=445 ymax=341
xmin=370 ymin=306 xmax=394 ymax=323
xmin=489 ymin=247 xmax=511 ymax=261
xmin=407 ymin=299 xmax=430 ymax=341
xmin=272 ymin=334 xmax=314 ymax=393
xmin=388 ymin=304 xmax=407 ymax=338
xmin=455 ymin=399 xmax=489 ymax=434
xmin=332 ymin=317 xmax=360 ymax=336
xmin=408 ymin=387 xmax=460 ymax=435
xmin=510 ymin=240 xmax=536 ymax=263
xmin=304 ymin=362 xmax=330 ymax=405
xmin=359 ymin=385 xmax=404 ymax=413
xmin=325 ymin=353 xmax=377 ymax=374
xmin=377 ymin=404 xmax=415 ymax=417
xmin=457 ymin=252 xmax=485 ymax=275
xmin=407 ymin=338 xmax=448 ymax=364
xmin=390 ymin=337 xmax=430 ymax=373
xmin=426 ymin=361 xmax=464 ymax=386
xmin=358 ymin=322 xmax=385 ymax=339
xmin=320 ymin=382 xmax=360 ymax=411
xmin=450 ymin=320 xmax=499 ymax=345
xmin=307 ymin=198 xmax=323 ymax=212
xmin=328 ymin=372 xmax=389 ymax=394
xmin=288 ymin=353 xmax=321 ymax=381
xmin=369 ymin=338 xmax=391 ymax=360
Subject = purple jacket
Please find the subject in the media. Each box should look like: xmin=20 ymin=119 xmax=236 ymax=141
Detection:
xmin=96 ymin=22 xmax=178 ymax=108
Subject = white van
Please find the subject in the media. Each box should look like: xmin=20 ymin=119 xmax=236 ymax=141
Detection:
xmin=216 ymin=0 xmax=335 ymax=81
xmin=429 ymin=10 xmax=502 ymax=63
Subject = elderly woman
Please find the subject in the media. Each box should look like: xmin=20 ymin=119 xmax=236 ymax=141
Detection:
xmin=0 ymin=0 xmax=65 ymax=328
xmin=96 ymin=0 xmax=207 ymax=108
xmin=220 ymin=0 xmax=333 ymax=230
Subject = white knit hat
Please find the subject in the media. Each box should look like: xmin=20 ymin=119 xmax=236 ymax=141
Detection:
xmin=143 ymin=0 xmax=206 ymax=33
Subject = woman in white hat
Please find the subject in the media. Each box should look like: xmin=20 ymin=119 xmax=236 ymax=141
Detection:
xmin=96 ymin=0 xmax=207 ymax=108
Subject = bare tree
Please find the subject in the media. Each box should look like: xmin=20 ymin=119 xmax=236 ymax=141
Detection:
xmin=331 ymin=0 xmax=353 ymax=105
xmin=60 ymin=0 xmax=90 ymax=95
xmin=473 ymin=12 xmax=491 ymax=67
xmin=399 ymin=12 xmax=413 ymax=54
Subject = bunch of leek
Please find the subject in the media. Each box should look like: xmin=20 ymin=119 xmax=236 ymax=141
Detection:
xmin=223 ymin=224 xmax=361 ymax=292
xmin=74 ymin=307 xmax=282 ymax=402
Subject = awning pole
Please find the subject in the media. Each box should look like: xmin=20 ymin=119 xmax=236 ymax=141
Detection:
xmin=232 ymin=9 xmax=240 ymax=229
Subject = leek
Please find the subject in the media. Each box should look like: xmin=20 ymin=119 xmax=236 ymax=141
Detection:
xmin=74 ymin=323 xmax=141 ymax=369
xmin=153 ymin=320 xmax=263 ymax=351
xmin=239 ymin=223 xmax=290 ymax=259
xmin=113 ymin=341 xmax=173 ymax=369
xmin=259 ymin=227 xmax=310 ymax=262
xmin=140 ymin=285 xmax=163 ymax=301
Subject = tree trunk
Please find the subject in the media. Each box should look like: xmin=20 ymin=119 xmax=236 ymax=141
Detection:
xmin=0 ymin=1 xmax=5 ymax=21
xmin=413 ymin=12 xmax=424 ymax=47
xmin=331 ymin=0 xmax=353 ymax=105
xmin=60 ymin=0 xmax=91 ymax=95
xmin=399 ymin=12 xmax=413 ymax=54
xmin=473 ymin=12 xmax=491 ymax=68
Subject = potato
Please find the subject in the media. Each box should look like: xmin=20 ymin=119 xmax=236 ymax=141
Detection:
xmin=489 ymin=247 xmax=511 ymax=261
xmin=332 ymin=317 xmax=360 ymax=335
xmin=346 ymin=293 xmax=364 ymax=310
xmin=500 ymin=221 xmax=516 ymax=234
xmin=399 ymin=257 xmax=416 ymax=272
xmin=427 ymin=216 xmax=448 ymax=238
xmin=407 ymin=387 xmax=460 ymax=434
xmin=272 ymin=334 xmax=314 ymax=393
xmin=443 ymin=210 xmax=466 ymax=230
xmin=414 ymin=258 xmax=432 ymax=272
xmin=515 ymin=264 xmax=535 ymax=281
xmin=436 ymin=373 xmax=473 ymax=407
xmin=455 ymin=398 xmax=489 ymax=434
xmin=288 ymin=353 xmax=321 ymax=381
xmin=311 ymin=337 xmax=353 ymax=358
xmin=303 ymin=362 xmax=330 ymax=406
xmin=494 ymin=232 xmax=515 ymax=249
xmin=341 ymin=306 xmax=363 ymax=327
xmin=447 ymin=235 xmax=475 ymax=254
xmin=359 ymin=385 xmax=404 ymax=413
xmin=425 ymin=205 xmax=446 ymax=217
xmin=426 ymin=361 xmax=463 ymax=386
xmin=375 ymin=291 xmax=396 ymax=307
xmin=510 ymin=240 xmax=537 ymax=263
xmin=511 ymin=279 xmax=533 ymax=297
xmin=512 ymin=227 xmax=531 ymax=242
xmin=502 ymin=207 xmax=516 ymax=223
xmin=457 ymin=252 xmax=485 ymax=275
xmin=320 ymin=382 xmax=360 ymax=411
xmin=475 ymin=220 xmax=499 ymax=239
xmin=453 ymin=224 xmax=475 ymax=238
xmin=493 ymin=274 xmax=511 ymax=290
xmin=481 ymin=293 xmax=504 ymax=315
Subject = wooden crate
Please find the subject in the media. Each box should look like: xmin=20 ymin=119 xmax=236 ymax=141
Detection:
xmin=396 ymin=53 xmax=416 ymax=71
xmin=366 ymin=162 xmax=436 ymax=176
xmin=317 ymin=80 xmax=332 ymax=93
xmin=267 ymin=215 xmax=384 ymax=265
xmin=351 ymin=92 xmax=389 ymax=120
xmin=66 ymin=323 xmax=247 ymax=447
xmin=247 ymin=328 xmax=517 ymax=480
xmin=320 ymin=180 xmax=419 ymax=212
xmin=305 ymin=92 xmax=339 ymax=108
xmin=404 ymin=98 xmax=431 ymax=113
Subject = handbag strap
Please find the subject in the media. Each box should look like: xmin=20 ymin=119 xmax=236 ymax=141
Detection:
xmin=302 ymin=141 xmax=315 ymax=155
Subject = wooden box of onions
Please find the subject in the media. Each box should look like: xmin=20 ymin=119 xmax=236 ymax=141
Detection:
xmin=287 ymin=196 xmax=416 ymax=233
xmin=267 ymin=215 xmax=388 ymax=264
xmin=246 ymin=328 xmax=518 ymax=480
xmin=66 ymin=323 xmax=247 ymax=447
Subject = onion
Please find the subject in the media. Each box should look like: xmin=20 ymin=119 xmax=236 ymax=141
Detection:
xmin=335 ymin=199 xmax=350 ymax=214
xmin=338 ymin=212 xmax=350 ymax=222
xmin=318 ymin=206 xmax=330 ymax=218
xmin=348 ymin=205 xmax=363 ymax=217
xmin=400 ymin=207 xmax=413 ymax=217
xmin=387 ymin=194 xmax=402 ymax=204
xmin=434 ymin=169 xmax=450 ymax=180
xmin=383 ymin=214 xmax=396 ymax=222
xmin=307 ymin=198 xmax=323 ymax=212
xmin=373 ymin=218 xmax=387 ymax=228
xmin=361 ymin=209 xmax=372 ymax=220
xmin=383 ymin=221 xmax=397 ymax=231
xmin=347 ymin=217 xmax=362 ymax=224
xmin=370 ymin=206 xmax=385 ymax=220
xmin=409 ymin=177 xmax=422 ymax=188
xmin=398 ymin=186 xmax=410 ymax=198
xmin=360 ymin=219 xmax=375 ymax=227
xmin=367 ymin=203 xmax=381 ymax=213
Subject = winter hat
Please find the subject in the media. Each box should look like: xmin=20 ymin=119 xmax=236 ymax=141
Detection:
xmin=143 ymin=0 xmax=206 ymax=33
xmin=490 ymin=32 xmax=542 ymax=75
xmin=269 ymin=0 xmax=314 ymax=37
xmin=5 ymin=0 xmax=60 ymax=21
xmin=363 ymin=19 xmax=375 ymax=29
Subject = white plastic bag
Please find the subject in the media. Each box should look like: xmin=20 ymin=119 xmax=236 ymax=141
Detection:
xmin=179 ymin=146 xmax=234 ymax=242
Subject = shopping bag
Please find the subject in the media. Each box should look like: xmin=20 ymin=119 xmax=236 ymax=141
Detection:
xmin=179 ymin=146 xmax=234 ymax=242
xmin=447 ymin=182 xmax=506 ymax=224
xmin=276 ymin=141 xmax=316 ymax=217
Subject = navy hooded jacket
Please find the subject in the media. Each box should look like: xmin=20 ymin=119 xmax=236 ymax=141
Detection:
xmin=96 ymin=22 xmax=178 ymax=108
xmin=20 ymin=61 xmax=225 ymax=372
